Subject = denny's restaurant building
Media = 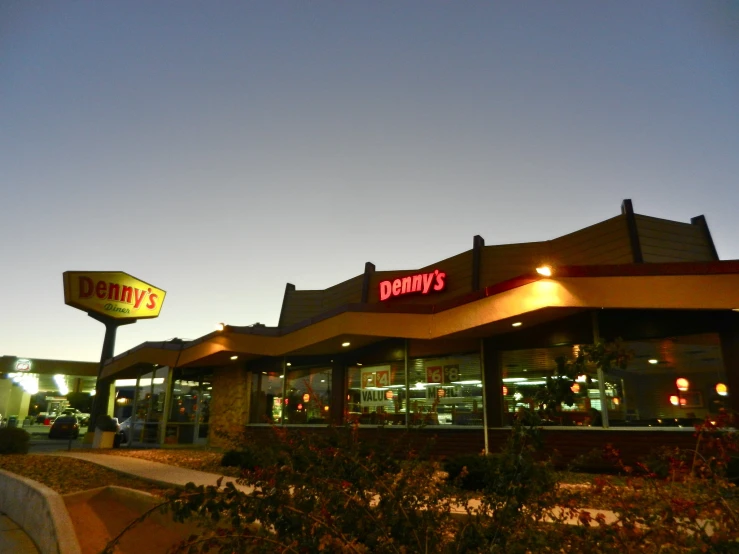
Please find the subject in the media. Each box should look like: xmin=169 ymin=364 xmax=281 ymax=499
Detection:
xmin=102 ymin=200 xmax=739 ymax=461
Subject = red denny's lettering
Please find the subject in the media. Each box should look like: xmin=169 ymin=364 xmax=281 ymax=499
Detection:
xmin=379 ymin=269 xmax=446 ymax=301
xmin=78 ymin=276 xmax=160 ymax=310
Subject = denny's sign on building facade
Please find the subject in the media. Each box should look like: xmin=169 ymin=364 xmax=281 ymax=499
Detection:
xmin=379 ymin=269 xmax=446 ymax=301
xmin=63 ymin=271 xmax=166 ymax=320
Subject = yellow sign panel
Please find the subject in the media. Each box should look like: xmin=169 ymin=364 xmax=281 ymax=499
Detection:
xmin=63 ymin=271 xmax=166 ymax=320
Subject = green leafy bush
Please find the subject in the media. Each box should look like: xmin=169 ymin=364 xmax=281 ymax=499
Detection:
xmin=0 ymin=427 xmax=30 ymax=454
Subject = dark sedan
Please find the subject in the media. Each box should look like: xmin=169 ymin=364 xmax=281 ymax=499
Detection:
xmin=48 ymin=416 xmax=79 ymax=439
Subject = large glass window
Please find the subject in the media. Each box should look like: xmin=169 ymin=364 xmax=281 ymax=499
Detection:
xmin=284 ymin=366 xmax=332 ymax=424
xmin=613 ymin=334 xmax=728 ymax=427
xmin=346 ymin=362 xmax=406 ymax=425
xmin=167 ymin=370 xmax=212 ymax=444
xmin=249 ymin=371 xmax=283 ymax=424
xmin=117 ymin=367 xmax=169 ymax=444
xmin=502 ymin=345 xmax=604 ymax=426
xmin=501 ymin=333 xmax=728 ymax=428
xmin=408 ymin=354 xmax=483 ymax=426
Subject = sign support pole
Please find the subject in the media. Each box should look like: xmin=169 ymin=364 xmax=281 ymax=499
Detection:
xmin=87 ymin=312 xmax=136 ymax=433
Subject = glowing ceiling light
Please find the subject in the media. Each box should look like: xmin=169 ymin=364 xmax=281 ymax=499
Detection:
xmin=716 ymin=383 xmax=728 ymax=396
xmin=230 ymin=355 xmax=238 ymax=360
xmin=342 ymin=342 xmax=351 ymax=347
xmin=669 ymin=395 xmax=679 ymax=406
xmin=536 ymin=265 xmax=552 ymax=277
xmin=511 ymin=322 xmax=522 ymax=327
xmin=676 ymin=378 xmax=689 ymax=392
xmin=54 ymin=374 xmax=69 ymax=396
xmin=648 ymin=359 xmax=658 ymax=364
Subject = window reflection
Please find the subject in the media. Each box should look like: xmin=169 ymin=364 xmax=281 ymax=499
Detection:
xmin=346 ymin=362 xmax=406 ymax=425
xmin=285 ymin=366 xmax=332 ymax=424
xmin=501 ymin=333 xmax=727 ymax=428
xmin=249 ymin=371 xmax=283 ymax=424
xmin=408 ymin=354 xmax=483 ymax=426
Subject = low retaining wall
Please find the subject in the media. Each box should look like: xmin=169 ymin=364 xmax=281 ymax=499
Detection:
xmin=0 ymin=468 xmax=81 ymax=554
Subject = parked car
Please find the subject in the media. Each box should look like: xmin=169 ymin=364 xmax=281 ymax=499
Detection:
xmin=48 ymin=416 xmax=79 ymax=439
xmin=60 ymin=408 xmax=90 ymax=426
xmin=117 ymin=416 xmax=147 ymax=444
xmin=36 ymin=412 xmax=57 ymax=425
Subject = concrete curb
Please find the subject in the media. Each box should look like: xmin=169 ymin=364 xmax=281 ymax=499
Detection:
xmin=0 ymin=468 xmax=82 ymax=554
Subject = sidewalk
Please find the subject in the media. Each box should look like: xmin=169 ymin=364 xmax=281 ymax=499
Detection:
xmin=49 ymin=451 xmax=253 ymax=493
xmin=0 ymin=514 xmax=39 ymax=554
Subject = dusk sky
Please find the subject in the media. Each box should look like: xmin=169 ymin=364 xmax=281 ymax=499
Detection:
xmin=2 ymin=1 xmax=738 ymax=363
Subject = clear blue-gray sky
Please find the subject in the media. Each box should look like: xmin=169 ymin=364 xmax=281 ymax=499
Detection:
xmin=2 ymin=1 xmax=738 ymax=362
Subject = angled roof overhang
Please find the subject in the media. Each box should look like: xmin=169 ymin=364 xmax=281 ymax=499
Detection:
xmin=101 ymin=261 xmax=739 ymax=380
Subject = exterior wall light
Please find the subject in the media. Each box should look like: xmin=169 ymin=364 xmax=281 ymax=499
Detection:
xmin=342 ymin=342 xmax=351 ymax=347
xmin=669 ymin=395 xmax=679 ymax=406
xmin=230 ymin=355 xmax=238 ymax=361
xmin=536 ymin=265 xmax=552 ymax=277
xmin=648 ymin=359 xmax=658 ymax=364
xmin=676 ymin=378 xmax=689 ymax=392
xmin=512 ymin=322 xmax=522 ymax=327
xmin=716 ymin=383 xmax=728 ymax=396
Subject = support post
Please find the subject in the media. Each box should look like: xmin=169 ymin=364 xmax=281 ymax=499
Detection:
xmin=404 ymin=339 xmax=410 ymax=427
xmin=86 ymin=312 xmax=135 ymax=433
xmin=331 ymin=359 xmax=346 ymax=426
xmin=480 ymin=339 xmax=489 ymax=455
xmin=592 ymin=311 xmax=609 ymax=428
xmin=128 ymin=370 xmax=141 ymax=447
xmin=158 ymin=365 xmax=175 ymax=445
xmin=158 ymin=340 xmax=185 ymax=445
xmin=281 ymin=357 xmax=288 ymax=426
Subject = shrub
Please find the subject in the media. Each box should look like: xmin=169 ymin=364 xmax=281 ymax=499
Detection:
xmin=95 ymin=414 xmax=119 ymax=432
xmin=444 ymin=453 xmax=500 ymax=491
xmin=0 ymin=427 xmax=30 ymax=454
xmin=104 ymin=409 xmax=739 ymax=553
xmin=220 ymin=445 xmax=274 ymax=470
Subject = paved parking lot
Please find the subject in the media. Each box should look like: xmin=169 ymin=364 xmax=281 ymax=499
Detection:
xmin=22 ymin=424 xmax=90 ymax=453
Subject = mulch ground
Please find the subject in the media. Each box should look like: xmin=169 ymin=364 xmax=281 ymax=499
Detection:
xmin=88 ymin=446 xmax=242 ymax=477
xmin=0 ymin=454 xmax=176 ymax=496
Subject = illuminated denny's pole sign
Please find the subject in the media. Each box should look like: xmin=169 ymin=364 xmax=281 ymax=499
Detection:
xmin=379 ymin=269 xmax=446 ymax=301
xmin=63 ymin=271 xmax=166 ymax=437
xmin=63 ymin=271 xmax=166 ymax=319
